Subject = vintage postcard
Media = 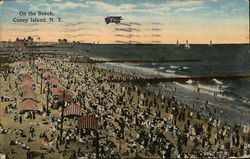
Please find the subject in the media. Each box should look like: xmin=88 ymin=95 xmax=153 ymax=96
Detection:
xmin=0 ymin=0 xmax=249 ymax=158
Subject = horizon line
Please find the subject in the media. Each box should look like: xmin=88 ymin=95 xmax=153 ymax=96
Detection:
xmin=1 ymin=41 xmax=249 ymax=45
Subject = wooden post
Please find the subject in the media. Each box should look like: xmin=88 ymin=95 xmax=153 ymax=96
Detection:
xmin=40 ymin=72 xmax=43 ymax=94
xmin=60 ymin=90 xmax=65 ymax=145
xmin=46 ymin=82 xmax=50 ymax=115
xmin=95 ymin=129 xmax=100 ymax=159
xmin=36 ymin=67 xmax=38 ymax=83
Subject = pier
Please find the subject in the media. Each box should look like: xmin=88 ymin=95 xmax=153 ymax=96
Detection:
xmin=85 ymin=59 xmax=201 ymax=63
xmin=110 ymin=74 xmax=250 ymax=83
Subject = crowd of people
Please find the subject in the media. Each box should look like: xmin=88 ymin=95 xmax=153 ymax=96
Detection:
xmin=0 ymin=48 xmax=249 ymax=159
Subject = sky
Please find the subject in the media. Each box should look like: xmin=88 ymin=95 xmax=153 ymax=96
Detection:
xmin=0 ymin=0 xmax=249 ymax=44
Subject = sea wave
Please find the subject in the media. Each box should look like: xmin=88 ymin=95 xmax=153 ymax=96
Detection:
xmin=98 ymin=62 xmax=183 ymax=78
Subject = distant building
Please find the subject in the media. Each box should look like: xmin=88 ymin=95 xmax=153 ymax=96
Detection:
xmin=27 ymin=36 xmax=33 ymax=43
xmin=73 ymin=41 xmax=80 ymax=44
xmin=58 ymin=39 xmax=67 ymax=44
xmin=15 ymin=36 xmax=33 ymax=46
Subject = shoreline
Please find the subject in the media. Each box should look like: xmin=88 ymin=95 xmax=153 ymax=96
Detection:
xmin=0 ymin=48 xmax=249 ymax=158
xmin=89 ymin=59 xmax=250 ymax=126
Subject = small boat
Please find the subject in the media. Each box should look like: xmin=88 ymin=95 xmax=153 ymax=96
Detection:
xmin=208 ymin=40 xmax=213 ymax=47
xmin=184 ymin=40 xmax=190 ymax=49
xmin=176 ymin=40 xmax=180 ymax=47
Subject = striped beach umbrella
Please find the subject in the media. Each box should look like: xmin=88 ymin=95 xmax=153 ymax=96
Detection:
xmin=43 ymin=71 xmax=53 ymax=78
xmin=58 ymin=93 xmax=73 ymax=102
xmin=49 ymin=77 xmax=59 ymax=86
xmin=52 ymin=87 xmax=64 ymax=96
xmin=78 ymin=115 xmax=98 ymax=129
xmin=64 ymin=104 xmax=82 ymax=117
xmin=19 ymin=99 xmax=38 ymax=112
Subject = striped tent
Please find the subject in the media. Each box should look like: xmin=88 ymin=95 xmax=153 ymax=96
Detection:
xmin=43 ymin=71 xmax=53 ymax=78
xmin=64 ymin=104 xmax=82 ymax=117
xmin=22 ymin=74 xmax=32 ymax=80
xmin=20 ymin=87 xmax=33 ymax=95
xmin=0 ymin=109 xmax=6 ymax=117
xmin=52 ymin=87 xmax=64 ymax=96
xmin=37 ymin=63 xmax=46 ymax=70
xmin=20 ymin=75 xmax=32 ymax=82
xmin=78 ymin=115 xmax=98 ymax=129
xmin=19 ymin=99 xmax=38 ymax=112
xmin=19 ymin=70 xmax=28 ymax=75
xmin=49 ymin=77 xmax=59 ymax=86
xmin=20 ymin=61 xmax=29 ymax=67
xmin=58 ymin=93 xmax=73 ymax=102
xmin=21 ymin=80 xmax=33 ymax=89
xmin=22 ymin=90 xmax=36 ymax=101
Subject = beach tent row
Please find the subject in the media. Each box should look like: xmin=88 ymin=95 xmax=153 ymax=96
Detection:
xmin=36 ymin=62 xmax=94 ymax=129
xmin=43 ymin=70 xmax=59 ymax=86
xmin=19 ymin=74 xmax=36 ymax=101
xmin=18 ymin=70 xmax=38 ymax=113
xmin=39 ymin=66 xmax=60 ymax=87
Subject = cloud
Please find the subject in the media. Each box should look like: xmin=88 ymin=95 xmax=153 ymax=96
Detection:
xmin=168 ymin=0 xmax=203 ymax=7
xmin=7 ymin=27 xmax=39 ymax=32
xmin=15 ymin=23 xmax=39 ymax=26
xmin=86 ymin=1 xmax=136 ymax=13
xmin=83 ymin=0 xmax=206 ymax=15
xmin=115 ymin=34 xmax=139 ymax=38
xmin=16 ymin=0 xmax=27 ymax=2
xmin=61 ymin=27 xmax=94 ymax=32
xmin=174 ymin=6 xmax=207 ymax=13
xmin=26 ymin=0 xmax=207 ymax=17
xmin=64 ymin=33 xmax=99 ymax=38
xmin=65 ymin=21 xmax=86 ymax=27
xmin=30 ymin=1 xmax=88 ymax=11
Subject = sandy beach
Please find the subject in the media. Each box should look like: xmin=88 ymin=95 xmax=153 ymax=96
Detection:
xmin=0 ymin=48 xmax=250 ymax=159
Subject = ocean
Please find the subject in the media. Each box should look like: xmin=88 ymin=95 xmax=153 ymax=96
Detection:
xmin=71 ymin=44 xmax=250 ymax=124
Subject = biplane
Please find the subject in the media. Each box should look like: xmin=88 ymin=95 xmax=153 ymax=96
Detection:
xmin=105 ymin=16 xmax=123 ymax=24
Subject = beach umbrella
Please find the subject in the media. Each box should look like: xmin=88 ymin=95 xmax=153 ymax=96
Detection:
xmin=20 ymin=80 xmax=33 ymax=90
xmin=21 ymin=78 xmax=33 ymax=85
xmin=78 ymin=114 xmax=98 ymax=129
xmin=43 ymin=71 xmax=53 ymax=78
xmin=20 ymin=61 xmax=29 ymax=67
xmin=11 ymin=91 xmax=18 ymax=97
xmin=22 ymin=74 xmax=32 ymax=80
xmin=0 ymin=109 xmax=5 ymax=117
xmin=22 ymin=90 xmax=36 ymax=101
xmin=64 ymin=104 xmax=82 ymax=117
xmin=19 ymin=70 xmax=28 ymax=75
xmin=20 ymin=86 xmax=33 ymax=94
xmin=49 ymin=77 xmax=59 ymax=86
xmin=52 ymin=87 xmax=64 ymax=96
xmin=37 ymin=63 xmax=46 ymax=70
xmin=58 ymin=93 xmax=73 ymax=102
xmin=19 ymin=99 xmax=38 ymax=112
